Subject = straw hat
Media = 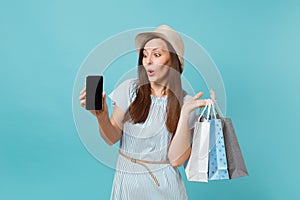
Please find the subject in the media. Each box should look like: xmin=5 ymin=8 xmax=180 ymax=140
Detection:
xmin=135 ymin=24 xmax=185 ymax=71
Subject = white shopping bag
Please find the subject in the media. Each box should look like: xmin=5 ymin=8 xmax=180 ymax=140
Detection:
xmin=184 ymin=102 xmax=211 ymax=182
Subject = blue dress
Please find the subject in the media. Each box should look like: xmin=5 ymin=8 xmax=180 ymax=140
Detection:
xmin=108 ymin=78 xmax=197 ymax=200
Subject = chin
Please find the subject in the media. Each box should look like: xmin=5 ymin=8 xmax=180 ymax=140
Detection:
xmin=148 ymin=77 xmax=165 ymax=85
xmin=147 ymin=76 xmax=157 ymax=82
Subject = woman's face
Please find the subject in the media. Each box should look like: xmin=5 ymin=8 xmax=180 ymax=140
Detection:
xmin=142 ymin=38 xmax=171 ymax=83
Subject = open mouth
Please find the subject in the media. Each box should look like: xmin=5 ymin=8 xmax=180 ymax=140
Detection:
xmin=147 ymin=69 xmax=155 ymax=76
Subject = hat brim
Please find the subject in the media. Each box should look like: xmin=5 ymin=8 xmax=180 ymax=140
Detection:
xmin=135 ymin=32 xmax=170 ymax=52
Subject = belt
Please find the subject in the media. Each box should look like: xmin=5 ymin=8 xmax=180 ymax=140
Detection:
xmin=118 ymin=150 xmax=170 ymax=187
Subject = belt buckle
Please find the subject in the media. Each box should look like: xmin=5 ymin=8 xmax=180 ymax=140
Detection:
xmin=131 ymin=158 xmax=137 ymax=163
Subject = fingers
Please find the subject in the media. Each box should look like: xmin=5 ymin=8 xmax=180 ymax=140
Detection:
xmin=102 ymin=91 xmax=106 ymax=101
xmin=196 ymin=98 xmax=216 ymax=108
xmin=193 ymin=90 xmax=217 ymax=102
xmin=193 ymin=91 xmax=203 ymax=100
xmin=79 ymin=88 xmax=106 ymax=111
xmin=193 ymin=91 xmax=218 ymax=107
xmin=79 ymin=88 xmax=86 ymax=108
xmin=192 ymin=91 xmax=205 ymax=108
xmin=80 ymin=88 xmax=86 ymax=95
xmin=79 ymin=93 xmax=85 ymax=100
xmin=80 ymin=99 xmax=86 ymax=108
xmin=210 ymin=89 xmax=217 ymax=103
xmin=102 ymin=91 xmax=106 ymax=104
xmin=79 ymin=89 xmax=86 ymax=101
xmin=102 ymin=92 xmax=107 ymax=110
xmin=79 ymin=88 xmax=86 ymax=100
xmin=196 ymin=99 xmax=207 ymax=107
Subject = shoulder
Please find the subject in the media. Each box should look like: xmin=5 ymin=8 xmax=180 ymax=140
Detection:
xmin=127 ymin=78 xmax=139 ymax=90
xmin=114 ymin=78 xmax=138 ymax=92
xmin=117 ymin=78 xmax=138 ymax=87
xmin=115 ymin=78 xmax=138 ymax=102
xmin=108 ymin=78 xmax=139 ymax=112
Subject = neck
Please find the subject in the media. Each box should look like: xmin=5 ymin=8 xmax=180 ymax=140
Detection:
xmin=150 ymin=82 xmax=168 ymax=97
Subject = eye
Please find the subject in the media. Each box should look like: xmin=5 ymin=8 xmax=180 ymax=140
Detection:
xmin=143 ymin=53 xmax=147 ymax=58
xmin=154 ymin=53 xmax=161 ymax=57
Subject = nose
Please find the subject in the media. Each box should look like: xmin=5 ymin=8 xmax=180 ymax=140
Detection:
xmin=144 ymin=55 xmax=153 ymax=65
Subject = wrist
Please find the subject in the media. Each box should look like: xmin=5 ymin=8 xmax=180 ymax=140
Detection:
xmin=180 ymin=108 xmax=190 ymax=120
xmin=96 ymin=111 xmax=108 ymax=123
xmin=180 ymin=106 xmax=190 ymax=116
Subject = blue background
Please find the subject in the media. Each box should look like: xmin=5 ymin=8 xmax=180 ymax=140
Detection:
xmin=1 ymin=0 xmax=299 ymax=199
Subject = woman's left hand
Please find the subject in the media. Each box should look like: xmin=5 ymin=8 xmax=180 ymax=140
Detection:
xmin=181 ymin=91 xmax=209 ymax=116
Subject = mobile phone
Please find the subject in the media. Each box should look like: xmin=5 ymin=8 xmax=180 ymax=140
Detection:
xmin=86 ymin=75 xmax=103 ymax=110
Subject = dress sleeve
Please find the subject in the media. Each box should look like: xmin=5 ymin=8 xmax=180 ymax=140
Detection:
xmin=108 ymin=79 xmax=138 ymax=112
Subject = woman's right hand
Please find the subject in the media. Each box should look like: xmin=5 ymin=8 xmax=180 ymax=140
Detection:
xmin=181 ymin=91 xmax=208 ymax=116
xmin=79 ymin=87 xmax=108 ymax=119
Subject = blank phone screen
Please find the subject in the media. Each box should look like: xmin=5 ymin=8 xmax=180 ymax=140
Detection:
xmin=86 ymin=75 xmax=103 ymax=110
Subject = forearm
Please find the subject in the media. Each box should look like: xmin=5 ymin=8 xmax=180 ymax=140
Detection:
xmin=97 ymin=114 xmax=122 ymax=146
xmin=168 ymin=111 xmax=192 ymax=166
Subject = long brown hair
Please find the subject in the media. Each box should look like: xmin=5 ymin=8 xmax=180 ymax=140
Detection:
xmin=123 ymin=36 xmax=184 ymax=135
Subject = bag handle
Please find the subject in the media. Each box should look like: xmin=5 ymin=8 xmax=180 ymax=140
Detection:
xmin=211 ymin=99 xmax=225 ymax=118
xmin=209 ymin=99 xmax=217 ymax=119
xmin=197 ymin=101 xmax=207 ymax=122
xmin=197 ymin=99 xmax=212 ymax=122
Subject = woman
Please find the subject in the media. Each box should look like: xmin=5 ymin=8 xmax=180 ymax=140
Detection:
xmin=79 ymin=24 xmax=209 ymax=200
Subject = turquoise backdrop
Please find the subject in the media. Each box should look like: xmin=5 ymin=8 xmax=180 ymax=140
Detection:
xmin=1 ymin=0 xmax=299 ymax=199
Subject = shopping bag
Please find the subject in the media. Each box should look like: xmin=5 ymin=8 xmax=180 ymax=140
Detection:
xmin=214 ymin=101 xmax=249 ymax=179
xmin=208 ymin=100 xmax=229 ymax=180
xmin=184 ymin=102 xmax=211 ymax=182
